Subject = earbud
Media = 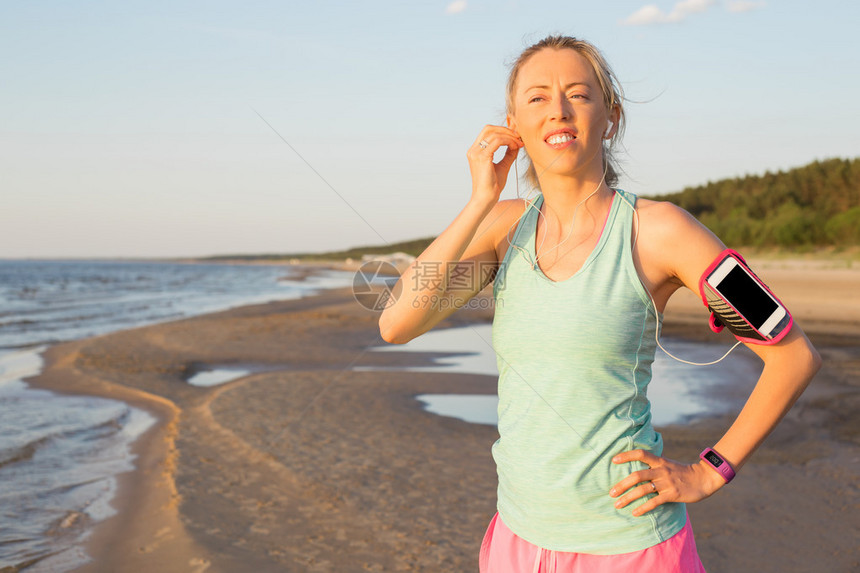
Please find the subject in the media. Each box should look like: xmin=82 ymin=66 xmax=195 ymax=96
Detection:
xmin=604 ymin=121 xmax=614 ymax=139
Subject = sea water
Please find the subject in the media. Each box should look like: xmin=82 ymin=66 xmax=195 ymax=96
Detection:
xmin=0 ymin=260 xmax=353 ymax=571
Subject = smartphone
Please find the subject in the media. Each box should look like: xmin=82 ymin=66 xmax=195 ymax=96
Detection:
xmin=703 ymin=253 xmax=790 ymax=342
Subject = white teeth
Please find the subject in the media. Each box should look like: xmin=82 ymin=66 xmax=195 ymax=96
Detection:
xmin=547 ymin=133 xmax=574 ymax=145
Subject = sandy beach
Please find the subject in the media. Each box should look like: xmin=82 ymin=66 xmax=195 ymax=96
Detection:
xmin=26 ymin=262 xmax=860 ymax=572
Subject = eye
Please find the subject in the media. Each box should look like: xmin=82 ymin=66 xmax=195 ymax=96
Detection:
xmin=528 ymin=96 xmax=546 ymax=104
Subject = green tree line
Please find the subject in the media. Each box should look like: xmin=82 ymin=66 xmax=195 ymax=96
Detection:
xmin=648 ymin=157 xmax=860 ymax=248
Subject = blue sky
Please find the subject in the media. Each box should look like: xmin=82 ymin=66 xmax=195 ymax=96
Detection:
xmin=2 ymin=0 xmax=858 ymax=258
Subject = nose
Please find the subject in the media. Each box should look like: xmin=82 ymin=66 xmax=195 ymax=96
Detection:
xmin=549 ymin=90 xmax=572 ymax=121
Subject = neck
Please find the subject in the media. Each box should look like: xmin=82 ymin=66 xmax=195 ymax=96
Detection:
xmin=537 ymin=170 xmax=614 ymax=229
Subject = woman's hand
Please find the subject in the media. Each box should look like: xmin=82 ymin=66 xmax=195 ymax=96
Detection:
xmin=467 ymin=125 xmax=523 ymax=206
xmin=609 ymin=450 xmax=726 ymax=517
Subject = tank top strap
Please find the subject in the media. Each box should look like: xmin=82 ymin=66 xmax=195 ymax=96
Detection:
xmin=613 ymin=188 xmax=638 ymax=244
xmin=499 ymin=195 xmax=543 ymax=269
xmin=600 ymin=188 xmax=637 ymax=258
xmin=607 ymin=189 xmax=658 ymax=313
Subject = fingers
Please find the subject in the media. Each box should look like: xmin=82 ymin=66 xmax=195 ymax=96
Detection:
xmin=495 ymin=143 xmax=520 ymax=172
xmin=476 ymin=124 xmax=522 ymax=148
xmin=613 ymin=481 xmax=660 ymax=515
xmin=609 ymin=467 xmax=657 ymax=500
xmin=630 ymin=494 xmax=663 ymax=517
xmin=469 ymin=125 xmax=523 ymax=158
xmin=467 ymin=125 xmax=523 ymax=203
xmin=609 ymin=449 xmax=661 ymax=494
xmin=609 ymin=453 xmax=721 ymax=517
xmin=609 ymin=450 xmax=668 ymax=516
xmin=612 ymin=449 xmax=661 ymax=466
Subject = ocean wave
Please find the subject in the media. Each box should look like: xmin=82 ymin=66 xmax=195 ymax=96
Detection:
xmin=0 ymin=439 xmax=44 ymax=470
xmin=0 ymin=340 xmax=61 ymax=352
xmin=0 ymin=406 xmax=131 ymax=471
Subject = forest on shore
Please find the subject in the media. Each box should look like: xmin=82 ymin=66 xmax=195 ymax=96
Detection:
xmin=648 ymin=157 xmax=859 ymax=249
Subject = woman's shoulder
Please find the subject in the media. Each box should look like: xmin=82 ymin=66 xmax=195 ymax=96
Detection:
xmin=486 ymin=198 xmax=531 ymax=232
xmin=633 ymin=196 xmax=704 ymax=237
xmin=632 ymin=195 xmax=682 ymax=215
xmin=483 ymin=198 xmax=531 ymax=261
xmin=632 ymin=195 xmax=725 ymax=273
xmin=495 ymin=197 xmax=531 ymax=213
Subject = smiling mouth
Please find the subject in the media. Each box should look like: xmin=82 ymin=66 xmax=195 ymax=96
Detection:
xmin=545 ymin=133 xmax=576 ymax=147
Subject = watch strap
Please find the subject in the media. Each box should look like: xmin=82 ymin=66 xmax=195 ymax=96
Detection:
xmin=699 ymin=447 xmax=736 ymax=483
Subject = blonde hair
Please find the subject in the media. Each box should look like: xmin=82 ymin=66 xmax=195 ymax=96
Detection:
xmin=505 ymin=35 xmax=626 ymax=188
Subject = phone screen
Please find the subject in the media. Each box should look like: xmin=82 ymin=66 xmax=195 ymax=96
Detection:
xmin=717 ymin=266 xmax=778 ymax=329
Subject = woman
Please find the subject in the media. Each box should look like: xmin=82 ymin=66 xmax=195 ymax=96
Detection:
xmin=379 ymin=35 xmax=820 ymax=572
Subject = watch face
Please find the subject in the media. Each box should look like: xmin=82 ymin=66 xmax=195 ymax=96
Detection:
xmin=704 ymin=450 xmax=723 ymax=467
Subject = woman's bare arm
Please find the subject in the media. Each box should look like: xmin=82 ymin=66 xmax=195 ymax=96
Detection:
xmin=379 ymin=199 xmax=520 ymax=343
xmin=610 ymin=202 xmax=821 ymax=515
xmin=379 ymin=125 xmax=523 ymax=344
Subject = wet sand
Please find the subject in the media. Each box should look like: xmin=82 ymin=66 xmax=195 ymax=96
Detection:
xmin=27 ymin=262 xmax=860 ymax=572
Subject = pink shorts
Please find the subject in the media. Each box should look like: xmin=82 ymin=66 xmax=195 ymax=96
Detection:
xmin=479 ymin=513 xmax=706 ymax=573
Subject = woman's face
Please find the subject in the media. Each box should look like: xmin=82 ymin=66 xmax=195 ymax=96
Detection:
xmin=507 ymin=48 xmax=612 ymax=183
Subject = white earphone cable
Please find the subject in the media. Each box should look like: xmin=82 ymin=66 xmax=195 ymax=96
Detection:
xmin=505 ymin=149 xmax=609 ymax=271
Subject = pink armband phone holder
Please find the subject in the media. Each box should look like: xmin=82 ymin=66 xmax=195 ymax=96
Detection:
xmin=698 ymin=249 xmax=793 ymax=346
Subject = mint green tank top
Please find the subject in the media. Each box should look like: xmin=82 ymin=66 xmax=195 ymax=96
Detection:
xmin=491 ymin=189 xmax=687 ymax=554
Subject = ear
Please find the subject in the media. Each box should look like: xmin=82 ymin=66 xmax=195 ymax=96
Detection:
xmin=606 ymin=104 xmax=621 ymax=137
xmin=506 ymin=113 xmax=517 ymax=133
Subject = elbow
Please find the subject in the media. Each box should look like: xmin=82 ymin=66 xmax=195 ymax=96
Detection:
xmin=798 ymin=341 xmax=823 ymax=390
xmin=809 ymin=345 xmax=823 ymax=377
xmin=379 ymin=324 xmax=405 ymax=345
xmin=378 ymin=314 xmax=411 ymax=345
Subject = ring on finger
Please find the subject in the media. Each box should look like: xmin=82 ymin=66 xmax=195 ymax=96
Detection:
xmin=478 ymin=139 xmax=489 ymax=150
xmin=650 ymin=482 xmax=657 ymax=493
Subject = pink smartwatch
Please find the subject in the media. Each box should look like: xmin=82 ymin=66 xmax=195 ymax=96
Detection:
xmin=699 ymin=448 xmax=736 ymax=483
